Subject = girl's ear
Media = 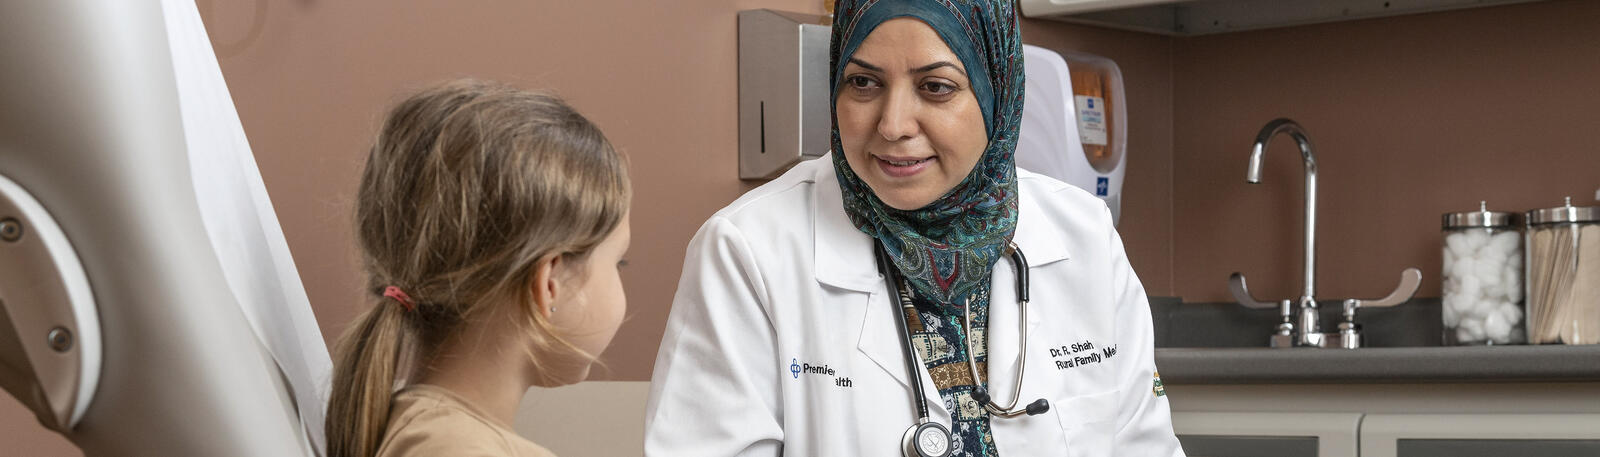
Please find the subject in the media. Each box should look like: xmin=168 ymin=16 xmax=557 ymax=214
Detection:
xmin=530 ymin=254 xmax=563 ymax=320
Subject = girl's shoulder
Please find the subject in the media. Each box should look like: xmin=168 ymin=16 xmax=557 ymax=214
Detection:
xmin=376 ymin=385 xmax=557 ymax=457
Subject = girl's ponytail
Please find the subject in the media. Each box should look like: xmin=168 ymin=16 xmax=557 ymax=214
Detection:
xmin=325 ymin=300 xmax=409 ymax=457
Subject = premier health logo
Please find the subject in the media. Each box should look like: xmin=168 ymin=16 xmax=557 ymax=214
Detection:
xmin=790 ymin=358 xmax=801 ymax=379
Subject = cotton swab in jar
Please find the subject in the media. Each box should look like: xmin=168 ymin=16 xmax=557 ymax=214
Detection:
xmin=1563 ymin=225 xmax=1600 ymax=344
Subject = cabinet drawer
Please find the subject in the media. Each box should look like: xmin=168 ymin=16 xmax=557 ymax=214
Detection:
xmin=1361 ymin=413 xmax=1600 ymax=457
xmin=1173 ymin=412 xmax=1360 ymax=457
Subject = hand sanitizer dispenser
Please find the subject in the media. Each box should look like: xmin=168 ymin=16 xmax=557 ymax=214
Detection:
xmin=1015 ymin=45 xmax=1128 ymax=225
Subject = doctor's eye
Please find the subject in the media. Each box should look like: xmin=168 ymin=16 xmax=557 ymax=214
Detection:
xmin=617 ymin=259 xmax=630 ymax=269
xmin=844 ymin=75 xmax=882 ymax=93
xmin=919 ymin=80 xmax=960 ymax=100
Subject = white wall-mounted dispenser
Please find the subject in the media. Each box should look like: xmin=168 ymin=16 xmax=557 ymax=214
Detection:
xmin=1015 ymin=45 xmax=1129 ymax=225
xmin=738 ymin=9 xmax=832 ymax=180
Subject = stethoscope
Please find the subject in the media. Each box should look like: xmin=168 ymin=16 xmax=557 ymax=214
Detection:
xmin=874 ymin=241 xmax=1051 ymax=457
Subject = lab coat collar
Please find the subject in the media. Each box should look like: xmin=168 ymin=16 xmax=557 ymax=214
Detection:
xmin=812 ymin=157 xmax=1071 ymax=294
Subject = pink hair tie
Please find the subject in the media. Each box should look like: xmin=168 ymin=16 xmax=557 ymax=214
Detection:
xmin=383 ymin=286 xmax=416 ymax=312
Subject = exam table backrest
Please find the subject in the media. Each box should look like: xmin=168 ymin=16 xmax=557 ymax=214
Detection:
xmin=0 ymin=1 xmax=330 ymax=455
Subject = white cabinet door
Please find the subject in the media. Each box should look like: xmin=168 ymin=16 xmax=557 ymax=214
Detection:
xmin=1172 ymin=412 xmax=1361 ymax=457
xmin=1361 ymin=414 xmax=1600 ymax=457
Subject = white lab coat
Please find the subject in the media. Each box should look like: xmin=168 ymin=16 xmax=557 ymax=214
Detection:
xmin=645 ymin=155 xmax=1185 ymax=457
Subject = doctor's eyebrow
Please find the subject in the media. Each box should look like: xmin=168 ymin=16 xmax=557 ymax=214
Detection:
xmin=847 ymin=57 xmax=965 ymax=77
xmin=912 ymin=61 xmax=963 ymax=75
xmin=847 ymin=58 xmax=883 ymax=72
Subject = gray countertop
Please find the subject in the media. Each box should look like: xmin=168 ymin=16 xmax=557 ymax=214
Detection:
xmin=1154 ymin=345 xmax=1600 ymax=384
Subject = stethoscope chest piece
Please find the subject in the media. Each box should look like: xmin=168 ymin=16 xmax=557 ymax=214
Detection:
xmin=902 ymin=421 xmax=953 ymax=457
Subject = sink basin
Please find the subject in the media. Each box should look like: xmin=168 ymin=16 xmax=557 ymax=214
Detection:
xmin=1149 ymin=296 xmax=1444 ymax=348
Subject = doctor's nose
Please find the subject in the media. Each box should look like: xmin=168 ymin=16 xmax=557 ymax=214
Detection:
xmin=876 ymin=89 xmax=921 ymax=142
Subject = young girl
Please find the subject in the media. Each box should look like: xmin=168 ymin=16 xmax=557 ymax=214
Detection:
xmin=326 ymin=79 xmax=631 ymax=457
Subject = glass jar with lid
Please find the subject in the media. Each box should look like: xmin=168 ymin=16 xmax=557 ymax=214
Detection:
xmin=1524 ymin=197 xmax=1600 ymax=345
xmin=1442 ymin=202 xmax=1524 ymax=345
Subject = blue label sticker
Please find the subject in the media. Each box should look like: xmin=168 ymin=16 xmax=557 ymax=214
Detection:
xmin=1096 ymin=177 xmax=1110 ymax=196
xmin=1086 ymin=98 xmax=1095 ymax=109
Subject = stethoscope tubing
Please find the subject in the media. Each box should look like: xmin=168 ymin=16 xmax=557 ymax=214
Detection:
xmin=874 ymin=242 xmax=933 ymax=422
xmin=874 ymin=240 xmax=1040 ymax=421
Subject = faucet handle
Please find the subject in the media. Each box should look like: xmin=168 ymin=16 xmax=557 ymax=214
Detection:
xmin=1343 ymin=268 xmax=1423 ymax=314
xmin=1232 ymin=272 xmax=1297 ymax=348
xmin=1228 ymin=272 xmax=1280 ymax=309
xmin=1334 ymin=268 xmax=1423 ymax=349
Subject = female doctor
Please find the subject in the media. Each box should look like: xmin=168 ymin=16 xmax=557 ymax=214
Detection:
xmin=645 ymin=1 xmax=1185 ymax=455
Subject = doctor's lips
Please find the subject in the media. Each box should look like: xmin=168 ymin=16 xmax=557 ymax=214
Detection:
xmin=873 ymin=153 xmax=937 ymax=178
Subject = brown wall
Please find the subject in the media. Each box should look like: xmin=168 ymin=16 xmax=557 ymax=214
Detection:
xmin=1171 ymin=0 xmax=1600 ymax=303
xmin=203 ymin=0 xmax=831 ymax=385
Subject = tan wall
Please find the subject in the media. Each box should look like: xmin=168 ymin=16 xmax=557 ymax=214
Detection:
xmin=1170 ymin=0 xmax=1600 ymax=303
xmin=202 ymin=0 xmax=827 ymax=385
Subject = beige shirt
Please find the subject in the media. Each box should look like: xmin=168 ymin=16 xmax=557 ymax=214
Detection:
xmin=376 ymin=385 xmax=557 ymax=457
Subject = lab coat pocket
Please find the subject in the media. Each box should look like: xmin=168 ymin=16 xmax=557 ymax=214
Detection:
xmin=1055 ymin=389 xmax=1121 ymax=457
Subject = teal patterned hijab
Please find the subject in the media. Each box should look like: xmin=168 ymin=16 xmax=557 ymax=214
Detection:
xmin=830 ymin=0 xmax=1025 ymax=305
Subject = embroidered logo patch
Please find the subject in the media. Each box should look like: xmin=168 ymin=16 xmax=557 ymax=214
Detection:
xmin=1152 ymin=370 xmax=1166 ymax=397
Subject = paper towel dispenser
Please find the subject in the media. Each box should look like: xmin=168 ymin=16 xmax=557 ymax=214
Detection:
xmin=738 ymin=9 xmax=832 ymax=180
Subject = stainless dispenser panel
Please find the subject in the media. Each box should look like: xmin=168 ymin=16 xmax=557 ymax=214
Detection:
xmin=738 ymin=9 xmax=831 ymax=180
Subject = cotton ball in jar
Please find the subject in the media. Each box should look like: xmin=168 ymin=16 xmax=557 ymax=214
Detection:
xmin=1479 ymin=295 xmax=1508 ymax=318
xmin=1476 ymin=259 xmax=1504 ymax=290
xmin=1464 ymin=230 xmax=1491 ymax=254
xmin=1442 ymin=291 xmax=1465 ymax=314
xmin=1446 ymin=232 xmax=1472 ymax=258
xmin=1444 ymin=289 xmax=1479 ymax=317
xmin=1488 ymin=231 xmax=1520 ymax=256
xmin=1503 ymin=257 xmax=1524 ymax=303
xmin=1459 ymin=273 xmax=1483 ymax=304
xmin=1460 ymin=318 xmax=1487 ymax=342
xmin=1497 ymin=301 xmax=1523 ymax=326
xmin=1455 ymin=326 xmax=1474 ymax=344
xmin=1442 ymin=301 xmax=1461 ymax=328
xmin=1484 ymin=309 xmax=1513 ymax=344
xmin=1453 ymin=256 xmax=1478 ymax=284
xmin=1443 ymin=248 xmax=1457 ymax=277
xmin=1507 ymin=275 xmax=1524 ymax=303
xmin=1481 ymin=278 xmax=1506 ymax=302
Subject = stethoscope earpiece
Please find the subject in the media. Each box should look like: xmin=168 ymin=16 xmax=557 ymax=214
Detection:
xmin=1025 ymin=398 xmax=1050 ymax=416
xmin=971 ymin=387 xmax=991 ymax=405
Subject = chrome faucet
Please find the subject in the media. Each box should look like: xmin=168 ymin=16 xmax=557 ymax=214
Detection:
xmin=1231 ymin=118 xmax=1422 ymax=348
xmin=1247 ymin=119 xmax=1322 ymax=345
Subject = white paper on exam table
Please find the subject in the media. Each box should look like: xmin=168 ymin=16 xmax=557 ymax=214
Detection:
xmin=160 ymin=1 xmax=332 ymax=453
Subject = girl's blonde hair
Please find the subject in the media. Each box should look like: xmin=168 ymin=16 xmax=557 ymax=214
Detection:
xmin=325 ymin=79 xmax=630 ymax=457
